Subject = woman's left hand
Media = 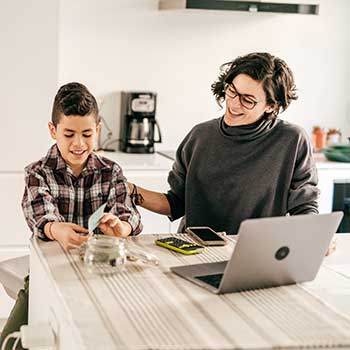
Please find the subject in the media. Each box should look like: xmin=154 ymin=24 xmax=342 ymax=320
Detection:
xmin=98 ymin=213 xmax=132 ymax=238
xmin=325 ymin=236 xmax=337 ymax=256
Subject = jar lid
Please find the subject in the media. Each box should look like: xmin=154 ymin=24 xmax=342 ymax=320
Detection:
xmin=87 ymin=235 xmax=125 ymax=250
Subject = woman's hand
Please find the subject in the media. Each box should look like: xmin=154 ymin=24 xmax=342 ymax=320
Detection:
xmin=48 ymin=222 xmax=91 ymax=251
xmin=98 ymin=213 xmax=132 ymax=238
xmin=325 ymin=236 xmax=337 ymax=256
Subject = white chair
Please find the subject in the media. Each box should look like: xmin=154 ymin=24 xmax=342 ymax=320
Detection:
xmin=0 ymin=255 xmax=29 ymax=337
xmin=0 ymin=255 xmax=29 ymax=300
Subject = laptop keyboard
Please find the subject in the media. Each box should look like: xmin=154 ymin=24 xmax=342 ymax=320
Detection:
xmin=195 ymin=273 xmax=223 ymax=289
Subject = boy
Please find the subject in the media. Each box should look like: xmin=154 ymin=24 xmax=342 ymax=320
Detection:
xmin=0 ymin=82 xmax=142 ymax=349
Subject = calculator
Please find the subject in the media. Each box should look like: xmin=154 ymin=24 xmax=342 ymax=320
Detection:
xmin=155 ymin=237 xmax=204 ymax=255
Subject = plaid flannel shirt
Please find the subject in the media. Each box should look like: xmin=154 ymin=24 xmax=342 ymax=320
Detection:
xmin=22 ymin=144 xmax=142 ymax=240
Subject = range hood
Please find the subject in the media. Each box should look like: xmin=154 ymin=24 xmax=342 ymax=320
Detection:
xmin=159 ymin=0 xmax=319 ymax=15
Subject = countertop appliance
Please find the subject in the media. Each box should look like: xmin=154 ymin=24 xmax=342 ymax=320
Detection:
xmin=119 ymin=91 xmax=162 ymax=153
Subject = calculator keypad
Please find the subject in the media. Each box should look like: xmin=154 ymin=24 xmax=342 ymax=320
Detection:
xmin=157 ymin=237 xmax=203 ymax=251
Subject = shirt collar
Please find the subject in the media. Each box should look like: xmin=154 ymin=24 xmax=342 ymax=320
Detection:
xmin=43 ymin=144 xmax=110 ymax=176
xmin=81 ymin=152 xmax=110 ymax=176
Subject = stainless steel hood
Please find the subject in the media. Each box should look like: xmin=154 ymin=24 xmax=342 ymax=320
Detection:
xmin=159 ymin=0 xmax=319 ymax=15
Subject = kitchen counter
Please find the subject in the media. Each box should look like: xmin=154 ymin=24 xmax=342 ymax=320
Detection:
xmin=158 ymin=150 xmax=350 ymax=170
xmin=314 ymin=153 xmax=350 ymax=169
xmin=3 ymin=150 xmax=348 ymax=174
xmin=156 ymin=150 xmax=176 ymax=161
xmin=97 ymin=150 xmax=173 ymax=171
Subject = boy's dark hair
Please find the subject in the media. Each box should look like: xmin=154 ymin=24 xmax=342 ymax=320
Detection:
xmin=211 ymin=52 xmax=298 ymax=120
xmin=51 ymin=82 xmax=100 ymax=126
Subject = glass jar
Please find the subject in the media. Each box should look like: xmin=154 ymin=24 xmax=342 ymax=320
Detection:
xmin=83 ymin=235 xmax=127 ymax=274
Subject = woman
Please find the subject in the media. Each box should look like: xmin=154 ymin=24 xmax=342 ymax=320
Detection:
xmin=130 ymin=52 xmax=319 ymax=234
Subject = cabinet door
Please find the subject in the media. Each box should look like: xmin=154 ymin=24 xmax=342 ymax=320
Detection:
xmin=0 ymin=173 xmax=31 ymax=246
xmin=125 ymin=171 xmax=171 ymax=234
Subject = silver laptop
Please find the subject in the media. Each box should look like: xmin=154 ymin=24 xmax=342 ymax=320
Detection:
xmin=170 ymin=212 xmax=343 ymax=294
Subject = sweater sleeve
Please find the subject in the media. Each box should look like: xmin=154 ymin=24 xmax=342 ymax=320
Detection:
xmin=165 ymin=132 xmax=192 ymax=221
xmin=287 ymin=132 xmax=319 ymax=215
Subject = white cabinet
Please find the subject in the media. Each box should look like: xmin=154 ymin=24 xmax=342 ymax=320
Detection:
xmin=102 ymin=151 xmax=175 ymax=234
xmin=126 ymin=171 xmax=172 ymax=234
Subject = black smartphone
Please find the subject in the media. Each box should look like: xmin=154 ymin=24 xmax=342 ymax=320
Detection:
xmin=185 ymin=226 xmax=227 ymax=246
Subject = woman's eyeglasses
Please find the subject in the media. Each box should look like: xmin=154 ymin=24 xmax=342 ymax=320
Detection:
xmin=224 ymin=84 xmax=259 ymax=110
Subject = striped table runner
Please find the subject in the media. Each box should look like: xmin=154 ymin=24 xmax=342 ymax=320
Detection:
xmin=51 ymin=234 xmax=350 ymax=349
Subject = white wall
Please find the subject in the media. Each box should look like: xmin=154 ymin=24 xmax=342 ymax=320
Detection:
xmin=0 ymin=0 xmax=59 ymax=171
xmin=58 ymin=0 xmax=350 ymax=150
xmin=0 ymin=0 xmax=58 ymax=240
xmin=0 ymin=0 xmax=59 ymax=318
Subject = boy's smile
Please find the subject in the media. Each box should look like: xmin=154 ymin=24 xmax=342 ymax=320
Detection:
xmin=48 ymin=114 xmax=100 ymax=176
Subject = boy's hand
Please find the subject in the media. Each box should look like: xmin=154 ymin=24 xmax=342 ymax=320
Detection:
xmin=98 ymin=213 xmax=132 ymax=238
xmin=51 ymin=222 xmax=91 ymax=251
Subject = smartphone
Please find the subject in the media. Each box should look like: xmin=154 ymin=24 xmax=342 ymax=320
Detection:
xmin=185 ymin=226 xmax=227 ymax=246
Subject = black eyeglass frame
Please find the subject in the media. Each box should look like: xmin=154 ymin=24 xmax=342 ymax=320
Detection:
xmin=224 ymin=83 xmax=261 ymax=110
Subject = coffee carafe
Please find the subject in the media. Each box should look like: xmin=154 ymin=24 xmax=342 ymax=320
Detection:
xmin=119 ymin=92 xmax=162 ymax=153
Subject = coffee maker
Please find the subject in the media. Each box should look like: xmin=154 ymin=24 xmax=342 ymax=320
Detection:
xmin=119 ymin=91 xmax=162 ymax=153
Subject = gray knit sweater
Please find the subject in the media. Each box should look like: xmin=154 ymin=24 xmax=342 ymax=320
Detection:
xmin=165 ymin=116 xmax=319 ymax=234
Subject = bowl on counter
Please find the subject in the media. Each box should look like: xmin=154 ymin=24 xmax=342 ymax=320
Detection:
xmin=328 ymin=145 xmax=350 ymax=152
xmin=323 ymin=145 xmax=350 ymax=162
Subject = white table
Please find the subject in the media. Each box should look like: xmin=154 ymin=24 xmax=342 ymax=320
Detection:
xmin=29 ymin=234 xmax=350 ymax=350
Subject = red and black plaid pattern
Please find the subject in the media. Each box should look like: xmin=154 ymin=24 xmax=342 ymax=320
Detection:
xmin=22 ymin=144 xmax=142 ymax=240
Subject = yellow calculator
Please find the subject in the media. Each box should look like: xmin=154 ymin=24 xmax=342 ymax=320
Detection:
xmin=155 ymin=237 xmax=204 ymax=255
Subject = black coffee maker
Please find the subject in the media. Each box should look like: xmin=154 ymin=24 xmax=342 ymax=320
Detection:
xmin=119 ymin=91 xmax=162 ymax=153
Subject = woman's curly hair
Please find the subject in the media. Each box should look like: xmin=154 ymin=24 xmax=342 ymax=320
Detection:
xmin=211 ymin=52 xmax=298 ymax=120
